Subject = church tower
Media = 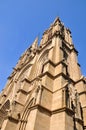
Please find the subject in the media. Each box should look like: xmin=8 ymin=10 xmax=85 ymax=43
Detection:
xmin=0 ymin=17 xmax=86 ymax=130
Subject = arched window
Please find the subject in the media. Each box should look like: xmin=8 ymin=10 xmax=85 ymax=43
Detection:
xmin=29 ymin=50 xmax=49 ymax=80
xmin=37 ymin=51 xmax=48 ymax=75
xmin=0 ymin=100 xmax=10 ymax=129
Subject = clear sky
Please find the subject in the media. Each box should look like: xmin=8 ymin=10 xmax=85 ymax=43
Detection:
xmin=0 ymin=0 xmax=86 ymax=91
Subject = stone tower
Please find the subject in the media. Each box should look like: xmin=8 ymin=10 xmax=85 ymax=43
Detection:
xmin=0 ymin=17 xmax=86 ymax=130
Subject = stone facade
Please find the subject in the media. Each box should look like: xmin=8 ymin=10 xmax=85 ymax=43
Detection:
xmin=0 ymin=17 xmax=86 ymax=130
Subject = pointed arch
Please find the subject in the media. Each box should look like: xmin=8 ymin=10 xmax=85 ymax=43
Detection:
xmin=19 ymin=98 xmax=34 ymax=130
xmin=17 ymin=63 xmax=33 ymax=81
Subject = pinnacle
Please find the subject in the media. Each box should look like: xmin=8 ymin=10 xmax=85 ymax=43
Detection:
xmin=31 ymin=37 xmax=38 ymax=49
xmin=53 ymin=17 xmax=61 ymax=24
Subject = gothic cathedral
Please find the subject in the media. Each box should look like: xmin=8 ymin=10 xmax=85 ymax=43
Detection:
xmin=0 ymin=18 xmax=86 ymax=130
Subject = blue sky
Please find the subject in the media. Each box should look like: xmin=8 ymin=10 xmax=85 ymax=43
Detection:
xmin=0 ymin=0 xmax=86 ymax=91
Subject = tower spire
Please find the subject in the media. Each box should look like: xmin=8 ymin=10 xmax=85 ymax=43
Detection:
xmin=0 ymin=17 xmax=86 ymax=130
